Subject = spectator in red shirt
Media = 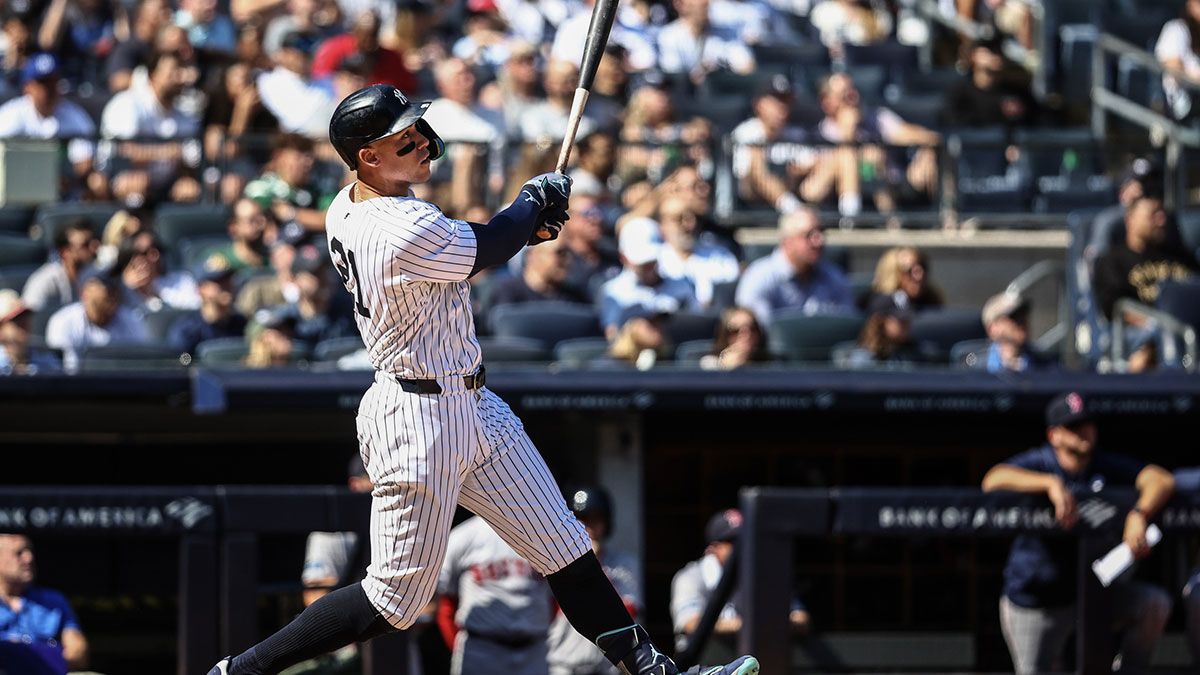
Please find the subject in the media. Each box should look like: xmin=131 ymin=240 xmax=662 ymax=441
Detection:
xmin=310 ymin=9 xmax=415 ymax=93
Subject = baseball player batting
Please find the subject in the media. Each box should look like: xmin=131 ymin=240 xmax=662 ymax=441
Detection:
xmin=208 ymin=85 xmax=759 ymax=675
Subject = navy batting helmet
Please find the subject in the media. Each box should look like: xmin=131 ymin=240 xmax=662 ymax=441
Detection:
xmin=568 ymin=486 xmax=613 ymax=535
xmin=328 ymin=84 xmax=445 ymax=170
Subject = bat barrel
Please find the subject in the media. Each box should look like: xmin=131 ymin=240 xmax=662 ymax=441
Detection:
xmin=576 ymin=0 xmax=619 ymax=91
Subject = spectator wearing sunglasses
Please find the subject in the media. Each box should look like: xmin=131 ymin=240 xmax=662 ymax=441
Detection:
xmin=700 ymin=306 xmax=768 ymax=370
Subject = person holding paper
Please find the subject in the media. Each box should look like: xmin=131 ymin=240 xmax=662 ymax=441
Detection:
xmin=981 ymin=391 xmax=1176 ymax=675
xmin=1173 ymin=467 xmax=1200 ymax=666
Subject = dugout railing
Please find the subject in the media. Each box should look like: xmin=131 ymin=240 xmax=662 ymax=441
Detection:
xmin=0 ymin=486 xmax=406 ymax=675
xmin=737 ymin=486 xmax=1200 ymax=674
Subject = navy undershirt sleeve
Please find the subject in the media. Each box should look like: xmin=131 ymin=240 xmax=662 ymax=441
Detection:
xmin=467 ymin=194 xmax=542 ymax=275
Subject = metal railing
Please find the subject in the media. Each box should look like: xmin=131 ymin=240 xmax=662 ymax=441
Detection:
xmin=738 ymin=486 xmax=1200 ymax=675
xmin=1092 ymin=32 xmax=1200 ymax=209
xmin=1111 ymin=297 xmax=1198 ymax=372
xmin=1005 ymin=258 xmax=1069 ymax=354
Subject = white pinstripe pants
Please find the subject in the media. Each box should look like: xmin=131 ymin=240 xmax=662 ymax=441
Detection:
xmin=354 ymin=374 xmax=592 ymax=629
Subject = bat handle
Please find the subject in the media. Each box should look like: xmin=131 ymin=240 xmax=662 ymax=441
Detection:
xmin=555 ymin=87 xmax=592 ymax=174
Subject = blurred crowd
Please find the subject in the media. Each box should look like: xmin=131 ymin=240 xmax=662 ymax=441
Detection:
xmin=0 ymin=0 xmax=1197 ymax=376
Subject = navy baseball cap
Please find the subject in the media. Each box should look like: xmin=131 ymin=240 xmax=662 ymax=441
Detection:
xmin=706 ymin=508 xmax=743 ymax=543
xmin=21 ymin=53 xmax=59 ymax=84
xmin=1045 ymin=391 xmax=1093 ymax=429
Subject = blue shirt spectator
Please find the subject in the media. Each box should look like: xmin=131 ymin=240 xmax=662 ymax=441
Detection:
xmin=735 ymin=208 xmax=853 ymax=326
xmin=0 ymin=534 xmax=89 ymax=672
xmin=599 ymin=218 xmax=699 ymax=338
xmin=981 ymin=293 xmax=1053 ymax=374
xmin=45 ymin=269 xmax=150 ymax=373
xmin=168 ymin=265 xmax=247 ymax=355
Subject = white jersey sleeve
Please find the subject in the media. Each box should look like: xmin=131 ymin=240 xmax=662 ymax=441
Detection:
xmin=367 ymin=199 xmax=478 ymax=284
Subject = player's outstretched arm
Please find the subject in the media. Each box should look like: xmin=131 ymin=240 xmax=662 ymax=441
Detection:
xmin=468 ymin=173 xmax=572 ymax=275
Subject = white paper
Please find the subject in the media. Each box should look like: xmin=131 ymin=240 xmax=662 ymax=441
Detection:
xmin=1091 ymin=524 xmax=1163 ymax=587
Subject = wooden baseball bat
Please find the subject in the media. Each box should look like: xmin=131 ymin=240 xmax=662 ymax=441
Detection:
xmin=554 ymin=0 xmax=619 ymax=174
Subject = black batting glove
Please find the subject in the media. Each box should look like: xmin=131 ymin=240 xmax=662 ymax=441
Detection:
xmin=528 ymin=207 xmax=569 ymax=245
xmin=521 ymin=173 xmax=572 ymax=212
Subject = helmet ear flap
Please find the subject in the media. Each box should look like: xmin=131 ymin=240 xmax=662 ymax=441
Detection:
xmin=415 ymin=119 xmax=444 ymax=161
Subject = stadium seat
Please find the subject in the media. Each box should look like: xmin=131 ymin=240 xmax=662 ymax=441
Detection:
xmin=1176 ymin=209 xmax=1200 ymax=261
xmin=29 ymin=303 xmax=60 ymax=337
xmin=752 ymin=43 xmax=829 ymax=69
xmin=909 ymin=308 xmax=988 ymax=356
xmin=0 ymin=234 xmax=48 ymax=266
xmin=477 ymin=335 xmax=550 ymax=362
xmin=195 ymin=337 xmax=249 ymax=365
xmin=1116 ymin=54 xmax=1166 ymax=109
xmin=698 ymin=68 xmax=788 ymax=101
xmin=154 ymin=203 xmax=232 ymax=251
xmin=177 ymin=235 xmax=234 ymax=271
xmin=947 ymin=128 xmax=1028 ymax=213
xmin=1057 ymin=23 xmax=1098 ymax=106
xmin=662 ymin=311 xmax=719 ymax=345
xmin=78 ymin=343 xmax=188 ymax=371
xmin=698 ymin=96 xmax=751 ymax=134
xmin=1156 ymin=279 xmax=1200 ymax=329
xmin=893 ymin=67 xmax=964 ymax=98
xmin=1101 ymin=6 xmax=1173 ymax=50
xmin=553 ymin=336 xmax=611 ymax=368
xmin=710 ymin=281 xmax=738 ymax=314
xmin=843 ymin=64 xmax=887 ymax=106
xmin=314 ymin=336 xmax=366 ymax=362
xmin=143 ymin=308 xmax=197 ymax=341
xmin=674 ymin=338 xmax=713 ymax=364
xmin=765 ymin=311 xmax=864 ymax=362
xmin=488 ymin=301 xmax=602 ymax=349
xmin=1033 ymin=182 xmax=1117 ymax=214
xmin=885 ymin=93 xmax=944 ymax=132
xmin=842 ymin=42 xmax=918 ymax=70
xmin=0 ymin=264 xmax=38 ymax=292
xmin=0 ymin=206 xmax=34 ymax=234
xmin=1014 ymin=128 xmax=1105 ymax=186
xmin=34 ymin=202 xmax=122 ymax=248
xmin=949 ymin=338 xmax=992 ymax=370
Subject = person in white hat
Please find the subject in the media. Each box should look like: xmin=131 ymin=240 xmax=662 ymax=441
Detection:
xmin=598 ymin=218 xmax=698 ymax=339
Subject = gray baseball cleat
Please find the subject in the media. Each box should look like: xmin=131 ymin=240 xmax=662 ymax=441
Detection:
xmin=207 ymin=656 xmax=231 ymax=674
xmin=596 ymin=625 xmax=760 ymax=675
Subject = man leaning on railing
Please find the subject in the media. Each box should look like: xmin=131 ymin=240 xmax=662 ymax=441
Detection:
xmin=982 ymin=391 xmax=1175 ymax=675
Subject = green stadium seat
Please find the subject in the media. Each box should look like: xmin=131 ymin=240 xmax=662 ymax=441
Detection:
xmin=195 ymin=337 xmax=249 ymax=365
xmin=0 ymin=264 xmax=38 ymax=292
xmin=0 ymin=234 xmax=48 ymax=266
xmin=0 ymin=206 xmax=34 ymax=235
xmin=143 ymin=308 xmax=198 ymax=341
xmin=553 ymin=336 xmax=611 ymax=368
xmin=477 ymin=336 xmax=550 ymax=362
xmin=766 ymin=311 xmax=865 ymax=362
xmin=488 ymin=301 xmax=602 ymax=349
xmin=314 ymin=336 xmax=366 ymax=362
xmin=78 ymin=343 xmax=188 ymax=371
xmin=34 ymin=202 xmax=122 ymax=248
xmin=674 ymin=338 xmax=714 ymax=364
xmin=154 ymin=203 xmax=232 ymax=252
xmin=662 ymin=311 xmax=719 ymax=345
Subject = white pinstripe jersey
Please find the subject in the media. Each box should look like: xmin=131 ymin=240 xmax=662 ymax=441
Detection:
xmin=325 ymin=183 xmax=482 ymax=378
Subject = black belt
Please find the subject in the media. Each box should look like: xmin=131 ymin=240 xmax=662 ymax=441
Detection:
xmin=465 ymin=628 xmax=539 ymax=648
xmin=395 ymin=365 xmax=485 ymax=394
